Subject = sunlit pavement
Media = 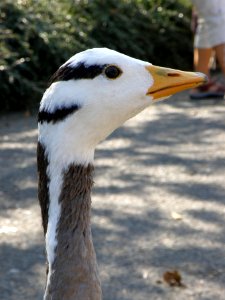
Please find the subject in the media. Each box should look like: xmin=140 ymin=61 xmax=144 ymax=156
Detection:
xmin=0 ymin=93 xmax=225 ymax=300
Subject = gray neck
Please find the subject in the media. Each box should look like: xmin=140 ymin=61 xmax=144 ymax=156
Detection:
xmin=37 ymin=143 xmax=102 ymax=300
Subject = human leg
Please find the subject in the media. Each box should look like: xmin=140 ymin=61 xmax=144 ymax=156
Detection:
xmin=214 ymin=43 xmax=225 ymax=75
xmin=190 ymin=47 xmax=225 ymax=99
xmin=194 ymin=47 xmax=212 ymax=76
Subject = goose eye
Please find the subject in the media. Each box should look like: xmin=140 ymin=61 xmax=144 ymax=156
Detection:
xmin=104 ymin=65 xmax=122 ymax=79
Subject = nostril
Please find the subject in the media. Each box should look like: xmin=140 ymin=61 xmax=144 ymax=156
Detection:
xmin=167 ymin=73 xmax=181 ymax=77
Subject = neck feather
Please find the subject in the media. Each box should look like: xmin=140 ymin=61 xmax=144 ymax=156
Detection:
xmin=37 ymin=142 xmax=102 ymax=300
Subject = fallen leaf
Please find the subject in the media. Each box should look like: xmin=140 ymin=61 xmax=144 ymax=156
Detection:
xmin=163 ymin=270 xmax=186 ymax=288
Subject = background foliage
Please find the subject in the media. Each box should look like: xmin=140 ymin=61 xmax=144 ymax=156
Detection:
xmin=0 ymin=0 xmax=192 ymax=112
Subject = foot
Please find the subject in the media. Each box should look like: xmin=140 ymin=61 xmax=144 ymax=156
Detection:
xmin=190 ymin=80 xmax=225 ymax=99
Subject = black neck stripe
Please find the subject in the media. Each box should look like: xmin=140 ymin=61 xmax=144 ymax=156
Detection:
xmin=49 ymin=62 xmax=106 ymax=85
xmin=38 ymin=104 xmax=80 ymax=124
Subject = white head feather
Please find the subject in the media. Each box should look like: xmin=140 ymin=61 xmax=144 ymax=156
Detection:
xmin=38 ymin=48 xmax=154 ymax=166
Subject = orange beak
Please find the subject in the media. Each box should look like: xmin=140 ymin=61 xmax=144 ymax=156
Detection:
xmin=146 ymin=65 xmax=208 ymax=100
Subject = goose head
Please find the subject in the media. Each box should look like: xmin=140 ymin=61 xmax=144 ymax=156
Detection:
xmin=38 ymin=48 xmax=207 ymax=165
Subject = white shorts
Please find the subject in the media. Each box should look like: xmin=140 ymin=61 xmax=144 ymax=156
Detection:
xmin=191 ymin=0 xmax=225 ymax=48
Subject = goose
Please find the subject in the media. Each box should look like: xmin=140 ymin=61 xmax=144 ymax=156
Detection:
xmin=37 ymin=48 xmax=206 ymax=300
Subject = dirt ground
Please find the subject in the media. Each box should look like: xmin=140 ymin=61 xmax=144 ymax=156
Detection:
xmin=0 ymin=92 xmax=225 ymax=300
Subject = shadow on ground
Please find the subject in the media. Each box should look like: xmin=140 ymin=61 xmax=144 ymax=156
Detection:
xmin=0 ymin=96 xmax=225 ymax=299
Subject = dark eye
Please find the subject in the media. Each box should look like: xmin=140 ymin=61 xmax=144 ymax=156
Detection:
xmin=104 ymin=65 xmax=122 ymax=79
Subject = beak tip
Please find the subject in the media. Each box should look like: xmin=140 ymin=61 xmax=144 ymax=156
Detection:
xmin=196 ymin=72 xmax=209 ymax=85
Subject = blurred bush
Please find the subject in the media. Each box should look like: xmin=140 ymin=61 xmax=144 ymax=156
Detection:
xmin=0 ymin=0 xmax=192 ymax=112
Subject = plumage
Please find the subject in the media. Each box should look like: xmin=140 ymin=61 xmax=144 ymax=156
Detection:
xmin=37 ymin=48 xmax=206 ymax=300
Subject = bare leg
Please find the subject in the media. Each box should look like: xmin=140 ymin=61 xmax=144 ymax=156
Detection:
xmin=214 ymin=43 xmax=225 ymax=76
xmin=191 ymin=47 xmax=225 ymax=98
xmin=194 ymin=48 xmax=212 ymax=77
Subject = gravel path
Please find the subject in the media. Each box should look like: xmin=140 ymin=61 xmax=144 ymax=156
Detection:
xmin=0 ymin=93 xmax=225 ymax=300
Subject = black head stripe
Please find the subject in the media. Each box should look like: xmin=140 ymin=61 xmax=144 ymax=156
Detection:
xmin=38 ymin=104 xmax=80 ymax=124
xmin=49 ymin=62 xmax=106 ymax=85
